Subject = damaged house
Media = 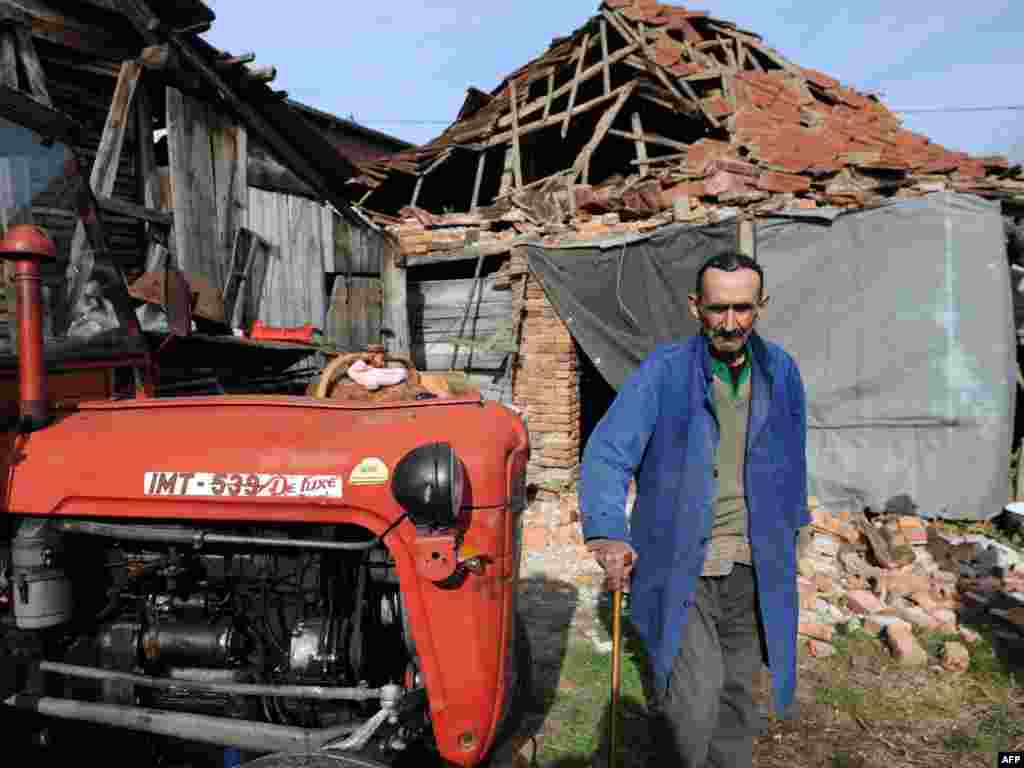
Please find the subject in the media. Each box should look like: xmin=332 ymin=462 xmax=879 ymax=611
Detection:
xmin=0 ymin=0 xmax=410 ymax=397
xmin=348 ymin=1 xmax=1024 ymax=537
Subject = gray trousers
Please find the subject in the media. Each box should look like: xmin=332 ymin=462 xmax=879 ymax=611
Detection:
xmin=653 ymin=564 xmax=765 ymax=768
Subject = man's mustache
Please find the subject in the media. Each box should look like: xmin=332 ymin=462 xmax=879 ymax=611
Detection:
xmin=710 ymin=327 xmax=748 ymax=340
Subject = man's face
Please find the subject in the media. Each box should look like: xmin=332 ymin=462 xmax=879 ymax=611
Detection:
xmin=688 ymin=267 xmax=763 ymax=359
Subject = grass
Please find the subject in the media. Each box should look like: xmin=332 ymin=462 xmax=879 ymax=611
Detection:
xmin=534 ymin=638 xmax=651 ymax=765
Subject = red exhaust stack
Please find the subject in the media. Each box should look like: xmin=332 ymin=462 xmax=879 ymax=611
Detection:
xmin=0 ymin=225 xmax=56 ymax=431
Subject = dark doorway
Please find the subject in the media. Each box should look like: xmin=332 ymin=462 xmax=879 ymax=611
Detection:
xmin=576 ymin=339 xmax=617 ymax=458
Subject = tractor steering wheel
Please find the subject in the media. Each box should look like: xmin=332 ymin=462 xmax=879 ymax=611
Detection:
xmin=313 ymin=351 xmax=420 ymax=399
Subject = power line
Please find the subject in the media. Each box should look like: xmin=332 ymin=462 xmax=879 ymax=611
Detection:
xmin=351 ymin=105 xmax=1024 ymax=125
xmin=892 ymin=105 xmax=1024 ymax=114
xmin=355 ymin=119 xmax=451 ymax=125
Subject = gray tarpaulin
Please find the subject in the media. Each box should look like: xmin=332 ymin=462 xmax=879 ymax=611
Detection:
xmin=526 ymin=193 xmax=1014 ymax=520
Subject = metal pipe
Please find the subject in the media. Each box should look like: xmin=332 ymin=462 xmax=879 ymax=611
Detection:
xmin=39 ymin=660 xmax=385 ymax=701
xmin=4 ymin=694 xmax=357 ymax=753
xmin=56 ymin=520 xmax=381 ymax=551
xmin=14 ymin=258 xmax=48 ymax=430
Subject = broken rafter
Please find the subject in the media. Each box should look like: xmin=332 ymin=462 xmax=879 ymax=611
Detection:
xmin=470 ymin=150 xmax=487 ymax=211
xmin=542 ymin=69 xmax=554 ymax=119
xmin=493 ymin=41 xmax=639 ymax=132
xmin=636 ymin=90 xmax=677 ymax=113
xmin=561 ymin=31 xmax=590 ymax=139
xmin=719 ymin=35 xmax=737 ymax=69
xmin=509 ymin=78 xmax=523 ymax=189
xmin=571 ymin=81 xmax=636 ymax=185
xmin=493 ymin=168 xmax=574 ymax=201
xmin=631 ymin=112 xmax=649 ymax=176
xmin=487 ymin=80 xmax=635 ymax=147
xmin=675 ymin=73 xmax=716 ymax=126
xmin=629 ymin=151 xmax=688 ymax=166
xmin=601 ymin=8 xmax=639 ymax=48
xmin=708 ymin=22 xmax=800 ymax=74
xmin=410 ymin=149 xmax=453 ymax=207
xmin=14 ymin=25 xmax=51 ymax=106
xmin=607 ymin=129 xmax=690 ymax=153
xmin=620 ymin=54 xmax=703 ymax=121
xmin=600 ymin=18 xmax=611 ymax=95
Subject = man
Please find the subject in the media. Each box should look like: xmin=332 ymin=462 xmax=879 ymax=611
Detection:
xmin=579 ymin=252 xmax=808 ymax=767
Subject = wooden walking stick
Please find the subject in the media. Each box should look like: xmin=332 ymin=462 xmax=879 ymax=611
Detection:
xmin=608 ymin=552 xmax=631 ymax=768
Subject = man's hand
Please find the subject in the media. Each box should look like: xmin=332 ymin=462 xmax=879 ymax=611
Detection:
xmin=587 ymin=539 xmax=637 ymax=592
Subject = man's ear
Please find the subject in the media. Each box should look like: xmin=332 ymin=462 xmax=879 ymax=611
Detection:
xmin=687 ymin=292 xmax=702 ymax=322
xmin=758 ymin=294 xmax=771 ymax=310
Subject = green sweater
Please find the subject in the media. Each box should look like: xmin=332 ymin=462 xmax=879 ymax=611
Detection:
xmin=703 ymin=354 xmax=752 ymax=577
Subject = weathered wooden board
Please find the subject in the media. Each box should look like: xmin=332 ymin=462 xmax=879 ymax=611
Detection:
xmin=247 ymin=187 xmax=332 ymax=330
xmin=332 ymin=214 xmax=384 ymax=274
xmin=210 ymin=111 xmax=248 ymax=286
xmin=380 ymin=235 xmax=409 ymax=357
xmin=412 ymin=342 xmax=508 ymax=372
xmin=407 ymin=276 xmax=507 ymax=307
xmin=411 ymin=302 xmax=514 ymax=323
xmin=408 ymin=276 xmax=515 ymax=372
xmin=327 ymin=275 xmax=381 ymax=350
xmin=166 ymin=86 xmax=221 ymax=288
xmin=69 ymin=60 xmax=140 ymax=273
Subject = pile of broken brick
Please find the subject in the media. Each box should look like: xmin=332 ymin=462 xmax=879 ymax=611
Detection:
xmin=796 ymin=498 xmax=1024 ymax=672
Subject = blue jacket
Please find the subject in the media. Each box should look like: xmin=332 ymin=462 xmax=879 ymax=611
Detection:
xmin=579 ymin=332 xmax=809 ymax=715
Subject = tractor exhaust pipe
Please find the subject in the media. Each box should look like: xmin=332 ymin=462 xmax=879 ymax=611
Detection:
xmin=0 ymin=225 xmax=56 ymax=432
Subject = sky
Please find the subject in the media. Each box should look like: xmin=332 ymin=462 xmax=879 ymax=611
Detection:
xmin=202 ymin=0 xmax=1023 ymax=162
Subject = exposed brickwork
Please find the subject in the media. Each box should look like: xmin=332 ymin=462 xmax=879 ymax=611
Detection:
xmin=511 ymin=272 xmax=581 ymax=488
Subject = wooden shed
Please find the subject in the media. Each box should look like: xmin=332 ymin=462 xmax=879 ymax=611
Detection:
xmin=0 ymin=0 xmax=409 ymax=365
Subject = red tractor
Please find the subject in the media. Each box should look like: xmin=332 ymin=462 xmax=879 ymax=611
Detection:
xmin=0 ymin=118 xmax=532 ymax=767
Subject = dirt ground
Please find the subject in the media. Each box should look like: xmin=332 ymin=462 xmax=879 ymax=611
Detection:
xmin=515 ymin=576 xmax=1024 ymax=768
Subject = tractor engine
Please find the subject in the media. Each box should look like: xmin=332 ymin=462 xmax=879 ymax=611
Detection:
xmin=0 ymin=520 xmax=427 ymax=760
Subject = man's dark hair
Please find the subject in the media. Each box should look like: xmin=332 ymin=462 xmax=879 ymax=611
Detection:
xmin=695 ymin=251 xmax=765 ymax=298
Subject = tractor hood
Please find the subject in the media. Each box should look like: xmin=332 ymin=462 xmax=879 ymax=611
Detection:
xmin=2 ymin=395 xmax=528 ymax=521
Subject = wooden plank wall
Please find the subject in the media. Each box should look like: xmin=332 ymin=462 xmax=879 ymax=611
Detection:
xmin=246 ymin=186 xmax=332 ymax=328
xmin=326 ymin=276 xmax=381 ymax=350
xmin=408 ymin=275 xmax=515 ymax=372
xmin=166 ymin=86 xmax=223 ymax=288
xmin=331 ymin=214 xmax=384 ymax=274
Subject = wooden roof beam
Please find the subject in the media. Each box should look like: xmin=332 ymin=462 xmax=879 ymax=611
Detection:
xmin=487 ymin=80 xmax=636 ymax=147
xmin=0 ymin=3 xmax=135 ymax=59
xmin=492 ymin=40 xmax=639 ymax=132
xmin=570 ymin=81 xmax=635 ymax=185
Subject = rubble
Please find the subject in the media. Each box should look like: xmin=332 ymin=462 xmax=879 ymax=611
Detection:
xmin=349 ymin=2 xmax=1023 ymax=256
xmin=792 ymin=497 xmax=1024 ymax=666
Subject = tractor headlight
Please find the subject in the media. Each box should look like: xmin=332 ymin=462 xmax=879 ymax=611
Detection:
xmin=391 ymin=442 xmax=465 ymax=528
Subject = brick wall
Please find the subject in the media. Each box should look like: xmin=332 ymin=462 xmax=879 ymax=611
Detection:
xmin=511 ymin=270 xmax=581 ymax=488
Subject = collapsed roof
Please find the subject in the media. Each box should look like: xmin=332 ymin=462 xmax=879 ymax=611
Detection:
xmin=350 ymin=0 xmax=1023 ymax=225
